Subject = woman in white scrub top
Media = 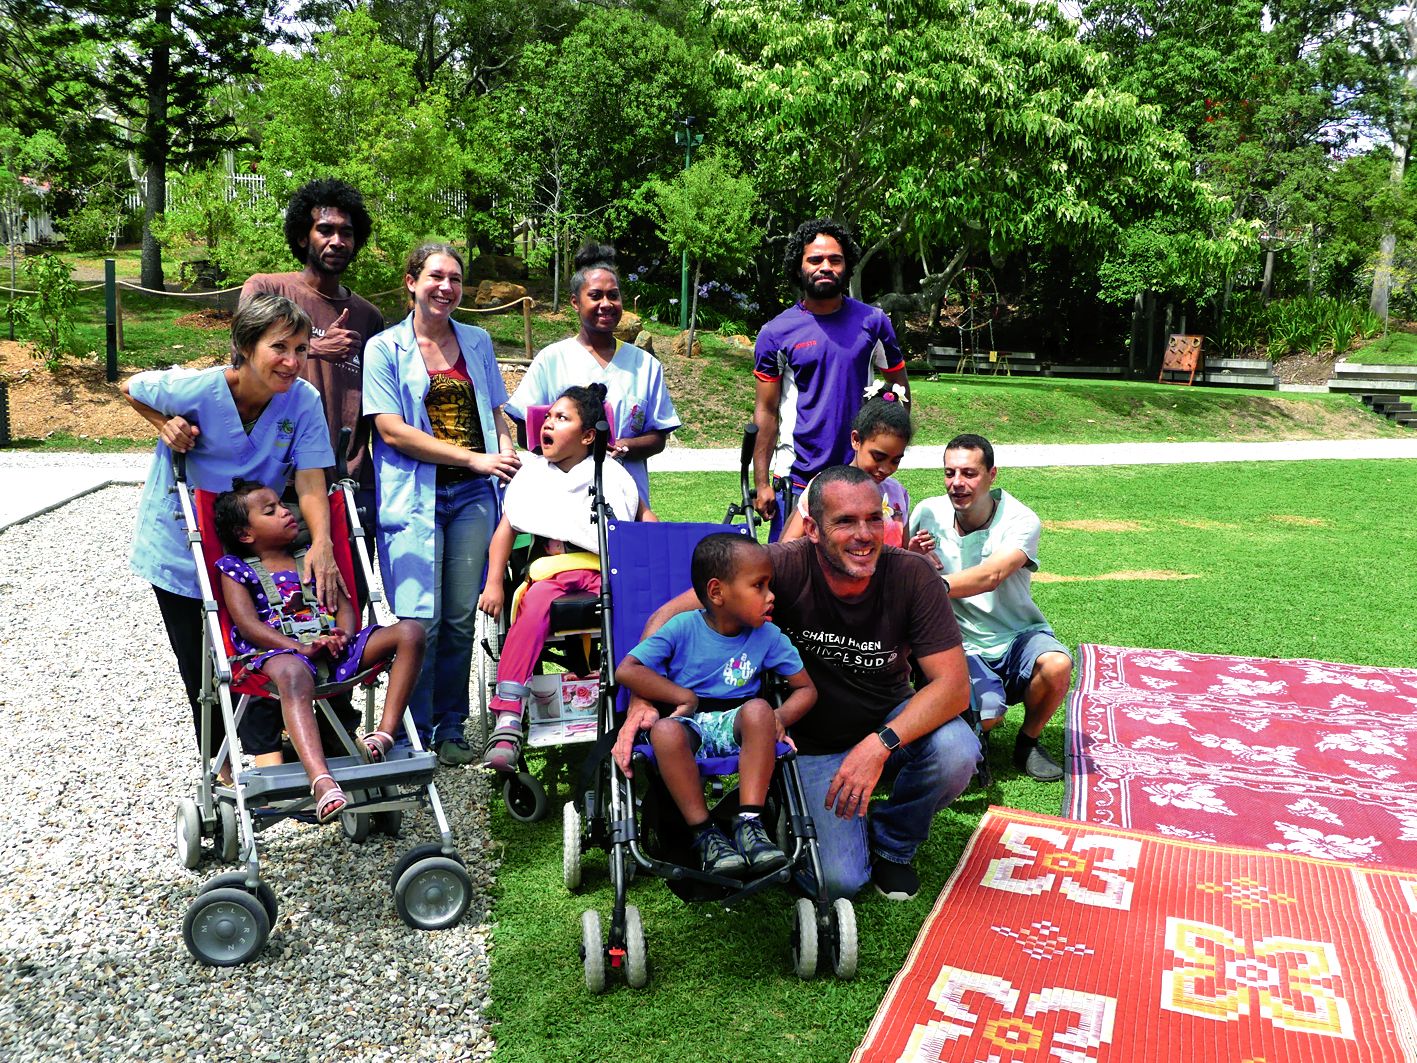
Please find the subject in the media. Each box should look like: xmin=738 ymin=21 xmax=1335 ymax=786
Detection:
xmin=124 ymin=293 xmax=337 ymax=753
xmin=503 ymin=242 xmax=680 ymax=503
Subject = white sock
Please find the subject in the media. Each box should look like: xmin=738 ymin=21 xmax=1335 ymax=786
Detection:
xmin=737 ymin=811 xmax=760 ymax=821
xmin=496 ymin=711 xmax=521 ymax=732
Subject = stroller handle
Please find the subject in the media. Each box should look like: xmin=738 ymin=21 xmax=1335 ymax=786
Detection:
xmin=592 ymin=419 xmax=611 ymax=467
xmin=173 ymin=450 xmax=188 ymax=484
xmin=738 ymin=422 xmax=757 ymax=473
xmin=333 ymin=425 xmax=353 ymax=481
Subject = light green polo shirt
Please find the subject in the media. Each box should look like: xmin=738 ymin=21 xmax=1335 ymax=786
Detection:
xmin=909 ymin=488 xmax=1049 ymax=658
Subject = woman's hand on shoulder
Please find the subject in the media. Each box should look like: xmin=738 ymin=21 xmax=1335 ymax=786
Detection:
xmin=159 ymin=415 xmax=200 ymax=453
xmin=468 ymin=449 xmax=521 ymax=483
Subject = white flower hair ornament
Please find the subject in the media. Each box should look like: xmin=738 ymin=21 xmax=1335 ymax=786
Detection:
xmin=862 ymin=379 xmax=909 ymax=405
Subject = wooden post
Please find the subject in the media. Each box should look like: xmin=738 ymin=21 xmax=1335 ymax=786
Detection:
xmin=522 ymin=298 xmax=533 ymax=359
xmin=105 ymin=258 xmax=118 ymax=382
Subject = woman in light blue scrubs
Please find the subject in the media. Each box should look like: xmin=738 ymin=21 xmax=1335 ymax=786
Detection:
xmin=364 ymin=243 xmax=519 ymax=763
xmin=124 ymin=293 xmax=337 ymax=755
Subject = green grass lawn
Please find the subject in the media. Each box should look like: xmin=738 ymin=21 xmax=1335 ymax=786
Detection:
xmin=662 ymin=348 xmax=1402 ymax=447
xmin=488 ymin=459 xmax=1417 ymax=1062
xmin=1349 ymin=331 xmax=1417 ymax=365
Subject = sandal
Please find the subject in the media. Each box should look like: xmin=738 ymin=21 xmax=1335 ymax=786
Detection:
xmin=481 ymin=723 xmax=524 ymax=774
xmin=363 ymin=730 xmax=396 ymax=762
xmin=310 ymin=773 xmax=348 ymax=824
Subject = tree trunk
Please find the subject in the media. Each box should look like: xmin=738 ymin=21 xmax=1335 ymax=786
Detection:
xmin=1372 ymin=12 xmax=1417 ymax=320
xmin=1127 ymin=291 xmax=1143 ymax=375
xmin=1260 ymin=250 xmax=1275 ymax=304
xmin=139 ymin=3 xmax=172 ymax=292
xmin=1144 ymin=290 xmax=1157 ymax=374
xmin=686 ymin=260 xmax=701 ymax=358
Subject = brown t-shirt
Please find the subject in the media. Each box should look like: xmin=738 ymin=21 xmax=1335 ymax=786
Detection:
xmin=239 ymin=273 xmax=386 ymax=486
xmin=767 ymin=539 xmax=962 ymax=755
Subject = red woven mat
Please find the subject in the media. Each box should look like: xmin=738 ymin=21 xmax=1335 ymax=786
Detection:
xmin=1066 ymin=644 xmax=1417 ymax=866
xmin=854 ymin=807 xmax=1417 ymax=1062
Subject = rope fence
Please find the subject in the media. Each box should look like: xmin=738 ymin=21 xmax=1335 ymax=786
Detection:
xmin=3 ymin=259 xmax=539 ymax=378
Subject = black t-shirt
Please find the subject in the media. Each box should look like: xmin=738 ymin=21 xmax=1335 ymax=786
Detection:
xmin=767 ymin=539 xmax=962 ymax=755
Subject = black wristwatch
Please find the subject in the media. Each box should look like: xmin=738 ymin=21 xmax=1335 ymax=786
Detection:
xmin=876 ymin=725 xmax=901 ymax=752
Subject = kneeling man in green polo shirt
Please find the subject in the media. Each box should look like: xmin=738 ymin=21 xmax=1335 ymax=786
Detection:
xmin=909 ymin=433 xmax=1072 ymax=782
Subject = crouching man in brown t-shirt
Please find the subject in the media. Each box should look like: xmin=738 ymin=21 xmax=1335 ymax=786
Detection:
xmin=615 ymin=465 xmax=979 ymax=901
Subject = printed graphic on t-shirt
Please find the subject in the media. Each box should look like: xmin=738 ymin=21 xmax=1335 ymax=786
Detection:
xmin=426 ymin=373 xmax=484 ymax=450
xmin=311 ymin=325 xmax=361 ymax=375
xmin=790 ymin=627 xmax=900 ymax=674
xmin=721 ymin=651 xmax=756 ymax=688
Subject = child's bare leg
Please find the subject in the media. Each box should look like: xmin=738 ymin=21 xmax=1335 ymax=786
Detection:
xmin=265 ymin=656 xmax=337 ymax=807
xmin=361 ymin=621 xmax=426 ymax=738
xmin=649 ymin=719 xmax=710 ymax=825
xmin=734 ymin=699 xmax=777 ymax=807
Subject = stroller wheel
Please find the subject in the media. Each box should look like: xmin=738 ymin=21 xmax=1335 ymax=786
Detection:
xmin=374 ymin=808 xmax=404 ymax=838
xmin=341 ymin=809 xmax=372 ymax=844
xmin=389 ymin=843 xmax=464 ymax=892
xmin=176 ymin=798 xmax=203 ymax=869
xmin=580 ymin=909 xmax=606 ymax=994
xmin=830 ymin=898 xmax=858 ymax=980
xmin=215 ymin=802 xmax=240 ymax=863
xmin=183 ymin=887 xmax=270 ymax=967
xmin=791 ymin=898 xmax=819 ymax=979
xmin=394 ymin=856 xmax=471 ymax=931
xmin=200 ymin=871 xmax=279 ymax=927
xmin=624 ymin=905 xmax=648 ymax=989
xmin=562 ymin=802 xmax=583 ymax=890
xmin=503 ymin=772 xmax=548 ymax=823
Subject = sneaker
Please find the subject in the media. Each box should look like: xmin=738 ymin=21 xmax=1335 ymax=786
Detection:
xmin=733 ymin=816 xmax=788 ymax=875
xmin=693 ymin=824 xmax=748 ymax=877
xmin=1014 ymin=742 xmax=1063 ymax=782
xmin=437 ymin=738 xmax=477 ymax=766
xmin=871 ymin=856 xmax=920 ymax=901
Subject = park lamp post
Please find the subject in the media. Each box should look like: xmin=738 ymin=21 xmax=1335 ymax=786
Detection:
xmin=674 ymin=115 xmax=704 ymax=330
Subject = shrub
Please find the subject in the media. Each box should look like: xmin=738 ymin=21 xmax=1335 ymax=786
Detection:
xmin=20 ymin=253 xmax=79 ymax=366
xmin=59 ymin=190 xmax=133 ymax=253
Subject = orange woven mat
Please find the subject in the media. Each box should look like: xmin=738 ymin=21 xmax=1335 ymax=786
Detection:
xmin=854 ymin=807 xmax=1417 ymax=1062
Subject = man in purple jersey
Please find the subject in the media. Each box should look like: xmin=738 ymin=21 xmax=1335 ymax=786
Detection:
xmin=752 ymin=218 xmax=910 ymax=540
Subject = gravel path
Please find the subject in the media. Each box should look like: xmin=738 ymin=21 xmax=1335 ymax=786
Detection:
xmin=0 ymin=488 xmax=500 ymax=1061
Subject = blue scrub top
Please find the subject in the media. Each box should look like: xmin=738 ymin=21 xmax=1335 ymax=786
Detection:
xmin=363 ymin=314 xmax=509 ymax=617
xmin=128 ymin=366 xmax=335 ymax=598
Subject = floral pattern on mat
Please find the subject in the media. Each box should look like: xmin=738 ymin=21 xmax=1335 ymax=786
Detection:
xmin=1066 ymin=644 xmax=1417 ymax=867
xmin=853 ymin=809 xmax=1417 ymax=1062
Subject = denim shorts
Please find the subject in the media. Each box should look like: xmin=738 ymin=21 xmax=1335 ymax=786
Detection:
xmin=969 ymin=629 xmax=1073 ymax=721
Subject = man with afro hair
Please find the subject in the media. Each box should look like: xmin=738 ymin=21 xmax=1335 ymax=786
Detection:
xmin=239 ymin=178 xmax=383 ymax=496
xmin=752 ymin=218 xmax=909 ymax=540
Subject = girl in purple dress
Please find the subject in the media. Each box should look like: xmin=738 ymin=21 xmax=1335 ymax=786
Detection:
xmin=779 ymin=387 xmax=936 ymax=553
xmin=214 ymin=480 xmax=426 ymax=822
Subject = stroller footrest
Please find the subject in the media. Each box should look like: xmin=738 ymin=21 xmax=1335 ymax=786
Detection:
xmin=238 ymin=749 xmax=438 ymax=803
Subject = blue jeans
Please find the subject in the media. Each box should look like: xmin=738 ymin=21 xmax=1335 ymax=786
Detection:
xmin=969 ymin=629 xmax=1073 ymax=722
xmin=795 ymin=701 xmax=980 ymax=899
xmin=405 ymin=476 xmax=496 ymax=746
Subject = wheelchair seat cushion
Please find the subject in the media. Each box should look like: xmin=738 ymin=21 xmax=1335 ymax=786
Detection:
xmin=549 ymin=591 xmax=600 ymax=631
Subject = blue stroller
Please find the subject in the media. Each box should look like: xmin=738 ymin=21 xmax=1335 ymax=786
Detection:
xmin=562 ymin=430 xmax=858 ymax=991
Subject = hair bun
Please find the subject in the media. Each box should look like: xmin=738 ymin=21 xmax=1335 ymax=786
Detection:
xmin=573 ymin=242 xmax=617 ymax=271
xmin=587 ymin=382 xmax=609 ymax=401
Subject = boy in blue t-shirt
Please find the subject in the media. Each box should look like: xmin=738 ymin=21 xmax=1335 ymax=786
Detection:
xmin=616 ymin=533 xmax=817 ymax=877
